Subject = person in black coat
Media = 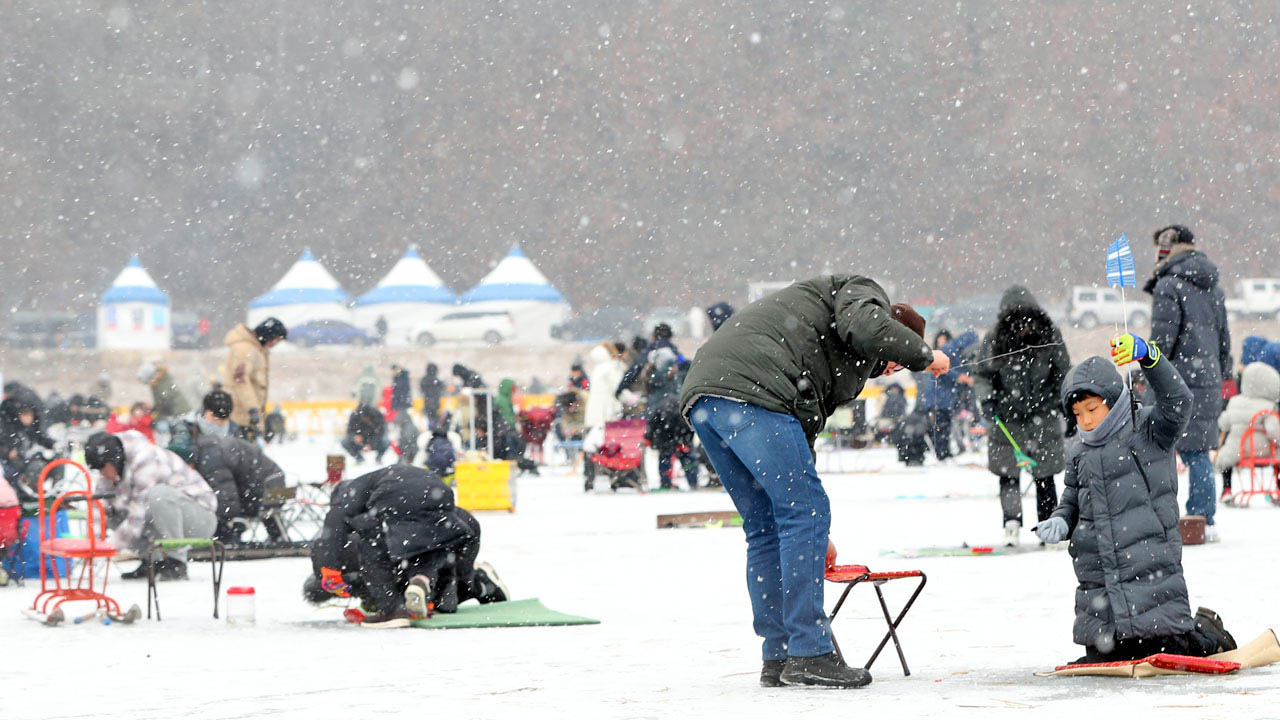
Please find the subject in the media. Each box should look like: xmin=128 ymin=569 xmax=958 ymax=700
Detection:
xmin=424 ymin=426 xmax=456 ymax=477
xmin=1 ymin=382 xmax=54 ymax=456
xmin=419 ymin=363 xmax=445 ymax=426
xmin=303 ymin=465 xmax=507 ymax=626
xmin=342 ymin=404 xmax=389 ymax=464
xmin=389 ymin=364 xmax=419 ymax=464
xmin=1144 ymin=225 xmax=1231 ymax=537
xmin=615 ymin=325 xmax=681 ymax=398
xmin=184 ymin=426 xmax=287 ymax=542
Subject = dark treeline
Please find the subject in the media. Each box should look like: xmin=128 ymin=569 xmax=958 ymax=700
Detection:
xmin=1 ymin=1 xmax=1275 ymax=322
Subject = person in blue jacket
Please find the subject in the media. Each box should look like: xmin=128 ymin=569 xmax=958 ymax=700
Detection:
xmin=917 ymin=330 xmax=978 ymax=462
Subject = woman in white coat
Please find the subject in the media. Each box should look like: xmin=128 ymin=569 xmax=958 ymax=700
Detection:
xmin=582 ymin=342 xmax=627 ymax=490
xmin=1215 ymin=361 xmax=1280 ymax=503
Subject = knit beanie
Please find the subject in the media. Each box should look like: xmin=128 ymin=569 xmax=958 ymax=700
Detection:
xmin=891 ymin=303 xmax=927 ymax=340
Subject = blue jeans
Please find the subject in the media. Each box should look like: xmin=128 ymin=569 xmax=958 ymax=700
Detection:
xmin=1180 ymin=449 xmax=1216 ymax=526
xmin=688 ymin=396 xmax=832 ymax=660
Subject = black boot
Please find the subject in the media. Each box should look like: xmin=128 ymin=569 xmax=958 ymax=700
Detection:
xmin=474 ymin=562 xmax=509 ymax=603
xmin=1195 ymin=607 xmax=1237 ymax=653
xmin=760 ymin=660 xmax=785 ymax=688
xmin=780 ymin=652 xmax=873 ymax=688
xmin=157 ymin=558 xmax=188 ymax=581
xmin=120 ymin=561 xmax=161 ymax=581
xmin=435 ymin=577 xmax=459 ymax=613
xmin=361 ymin=608 xmax=412 ymax=628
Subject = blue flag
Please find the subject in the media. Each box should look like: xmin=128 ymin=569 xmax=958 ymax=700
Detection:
xmin=1105 ymin=233 xmax=1137 ymax=288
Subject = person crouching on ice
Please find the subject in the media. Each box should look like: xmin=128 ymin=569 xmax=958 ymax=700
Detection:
xmin=1036 ymin=333 xmax=1236 ymax=663
xmin=301 ymin=465 xmax=508 ymax=628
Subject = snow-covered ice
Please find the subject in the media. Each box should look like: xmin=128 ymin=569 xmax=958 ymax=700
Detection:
xmin=3 ymin=444 xmax=1277 ymax=719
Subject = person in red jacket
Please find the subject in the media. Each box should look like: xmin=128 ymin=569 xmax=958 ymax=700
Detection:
xmin=106 ymin=402 xmax=156 ymax=442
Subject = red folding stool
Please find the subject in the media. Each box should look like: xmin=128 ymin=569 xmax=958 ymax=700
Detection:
xmin=1234 ymin=409 xmax=1280 ymax=507
xmin=825 ymin=564 xmax=928 ymax=676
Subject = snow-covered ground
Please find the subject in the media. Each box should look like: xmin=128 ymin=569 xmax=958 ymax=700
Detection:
xmin=3 ymin=443 xmax=1278 ymax=719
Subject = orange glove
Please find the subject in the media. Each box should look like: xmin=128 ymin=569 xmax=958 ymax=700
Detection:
xmin=826 ymin=539 xmax=838 ymax=570
xmin=320 ymin=567 xmax=351 ymax=597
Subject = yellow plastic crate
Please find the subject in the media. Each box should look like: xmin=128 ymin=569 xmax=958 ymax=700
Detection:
xmin=454 ymin=460 xmax=516 ymax=512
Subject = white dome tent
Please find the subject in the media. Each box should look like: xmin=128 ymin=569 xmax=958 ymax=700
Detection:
xmin=96 ymin=255 xmax=172 ymax=350
xmin=459 ymin=245 xmax=571 ymax=343
xmin=247 ymin=248 xmax=352 ymax=329
xmin=352 ymin=245 xmax=456 ymax=346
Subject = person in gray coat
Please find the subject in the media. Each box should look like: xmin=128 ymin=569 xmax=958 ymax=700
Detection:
xmin=972 ymin=286 xmax=1070 ymax=544
xmin=1144 ymin=225 xmax=1231 ymax=537
xmin=1036 ymin=333 xmax=1236 ymax=663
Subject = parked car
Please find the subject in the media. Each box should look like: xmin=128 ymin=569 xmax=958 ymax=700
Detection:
xmin=413 ymin=310 xmax=515 ymax=347
xmin=2 ymin=311 xmax=94 ymax=349
xmin=929 ymin=292 xmax=1004 ymax=333
xmin=288 ymin=319 xmax=377 ymax=347
xmin=172 ymin=311 xmax=212 ymax=349
xmin=1226 ymin=278 xmax=1280 ymax=322
xmin=1066 ymin=285 xmax=1149 ymax=330
xmin=550 ymin=307 xmax=645 ymax=341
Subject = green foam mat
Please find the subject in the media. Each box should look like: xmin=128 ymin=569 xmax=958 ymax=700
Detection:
xmin=409 ymin=598 xmax=599 ymax=629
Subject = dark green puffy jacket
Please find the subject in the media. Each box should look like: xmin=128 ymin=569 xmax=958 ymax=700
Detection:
xmin=679 ymin=275 xmax=933 ymax=441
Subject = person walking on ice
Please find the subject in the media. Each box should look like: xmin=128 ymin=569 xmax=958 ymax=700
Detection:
xmin=1035 ymin=333 xmax=1236 ymax=663
xmin=680 ymin=276 xmax=950 ymax=689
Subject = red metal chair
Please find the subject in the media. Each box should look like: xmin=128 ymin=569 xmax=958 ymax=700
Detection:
xmin=588 ymin=419 xmax=647 ymax=491
xmin=1234 ymin=409 xmax=1280 ymax=507
xmin=31 ymin=458 xmax=121 ymax=618
xmin=825 ymin=563 xmax=928 ymax=676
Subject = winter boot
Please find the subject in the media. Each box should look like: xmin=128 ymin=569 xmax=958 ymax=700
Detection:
xmin=1003 ymin=520 xmax=1021 ymax=547
xmin=157 ymin=558 xmax=189 ymax=581
xmin=435 ymin=577 xmax=459 ymax=614
xmin=120 ymin=561 xmax=163 ymax=581
xmin=404 ymin=575 xmax=433 ymax=619
xmin=1195 ymin=607 xmax=1237 ymax=652
xmin=779 ymin=652 xmax=873 ymax=689
xmin=760 ymin=660 xmax=785 ymax=688
xmin=474 ymin=562 xmax=509 ymax=603
xmin=361 ymin=608 xmax=412 ymax=629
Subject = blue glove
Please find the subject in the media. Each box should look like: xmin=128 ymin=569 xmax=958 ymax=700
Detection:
xmin=1035 ymin=516 xmax=1069 ymax=544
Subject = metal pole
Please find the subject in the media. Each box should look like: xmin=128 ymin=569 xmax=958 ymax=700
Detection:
xmin=486 ymin=389 xmax=494 ymax=458
xmin=468 ymin=390 xmax=476 ymax=453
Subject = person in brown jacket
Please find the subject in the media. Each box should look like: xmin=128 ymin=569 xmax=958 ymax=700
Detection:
xmin=223 ymin=317 xmax=287 ymax=440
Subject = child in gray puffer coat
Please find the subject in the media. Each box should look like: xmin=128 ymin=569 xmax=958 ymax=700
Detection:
xmin=1036 ymin=333 xmax=1237 ymax=663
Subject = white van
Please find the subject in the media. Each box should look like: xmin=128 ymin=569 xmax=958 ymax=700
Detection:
xmin=411 ymin=310 xmax=515 ymax=346
xmin=1225 ymin=279 xmax=1280 ymax=322
xmin=1066 ymin=286 xmax=1149 ymax=329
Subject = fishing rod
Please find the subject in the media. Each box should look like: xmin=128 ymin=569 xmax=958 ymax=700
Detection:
xmin=962 ymin=342 xmax=1066 ymax=368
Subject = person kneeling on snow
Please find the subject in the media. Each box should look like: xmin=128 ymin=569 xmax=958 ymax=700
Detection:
xmin=1036 ymin=334 xmax=1236 ymax=663
xmin=342 ymin=404 xmax=389 ymax=464
xmin=84 ymin=430 xmax=217 ymax=580
xmin=301 ymin=465 xmax=507 ymax=628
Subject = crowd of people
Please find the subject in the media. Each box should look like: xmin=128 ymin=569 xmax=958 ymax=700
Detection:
xmin=3 ymin=223 xmax=1279 ymax=657
xmin=856 ymin=226 xmax=1280 ymax=550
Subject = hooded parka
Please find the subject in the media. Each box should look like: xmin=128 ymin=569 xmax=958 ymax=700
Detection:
xmin=972 ymin=286 xmax=1071 ymax=477
xmin=1052 ymin=354 xmax=1195 ymax=647
xmin=1144 ymin=247 xmax=1231 ymax=450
